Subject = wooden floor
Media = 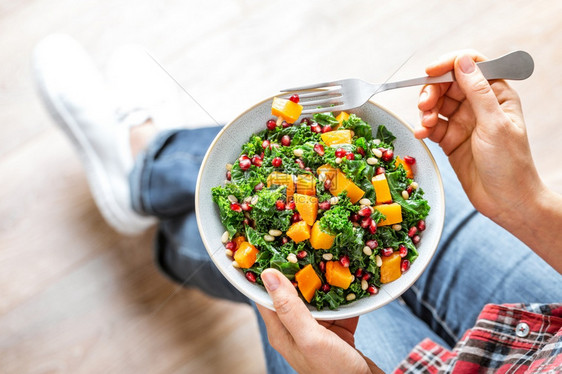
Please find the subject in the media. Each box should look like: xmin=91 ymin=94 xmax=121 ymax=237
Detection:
xmin=1 ymin=1 xmax=561 ymax=373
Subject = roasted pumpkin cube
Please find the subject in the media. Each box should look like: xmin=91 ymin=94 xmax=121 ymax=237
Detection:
xmin=325 ymin=261 xmax=353 ymax=289
xmin=234 ymin=242 xmax=259 ymax=268
xmin=271 ymin=97 xmax=303 ymax=124
xmin=294 ymin=193 xmax=318 ymax=226
xmin=295 ymin=264 xmax=322 ymax=303
xmin=309 ymin=221 xmax=336 ymax=250
xmin=395 ymin=156 xmax=414 ymax=179
xmin=380 ymin=252 xmax=402 ymax=283
xmin=329 ymin=169 xmax=365 ymax=204
xmin=374 ymin=203 xmax=403 ymax=226
xmin=321 ymin=130 xmax=352 ymax=146
xmin=267 ymin=171 xmax=295 ymax=200
xmin=286 ymin=220 xmax=311 ymax=243
xmin=296 ymin=174 xmax=316 ymax=196
xmin=372 ymin=174 xmax=393 ymax=205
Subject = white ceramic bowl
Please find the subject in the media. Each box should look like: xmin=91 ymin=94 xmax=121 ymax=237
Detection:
xmin=195 ymin=97 xmax=445 ymax=320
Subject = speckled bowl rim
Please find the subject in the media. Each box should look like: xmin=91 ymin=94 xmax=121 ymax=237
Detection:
xmin=195 ymin=96 xmax=445 ymax=320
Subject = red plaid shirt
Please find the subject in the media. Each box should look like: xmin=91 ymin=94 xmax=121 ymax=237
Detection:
xmin=394 ymin=304 xmax=562 ymax=373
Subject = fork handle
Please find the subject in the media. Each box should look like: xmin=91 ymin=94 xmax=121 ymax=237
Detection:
xmin=383 ymin=50 xmax=534 ymax=90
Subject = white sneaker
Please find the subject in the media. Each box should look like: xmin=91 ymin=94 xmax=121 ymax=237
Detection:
xmin=32 ymin=34 xmax=156 ymax=235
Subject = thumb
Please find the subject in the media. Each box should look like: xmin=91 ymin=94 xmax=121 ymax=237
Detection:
xmin=454 ymin=54 xmax=503 ymax=122
xmin=261 ymin=269 xmax=318 ymax=341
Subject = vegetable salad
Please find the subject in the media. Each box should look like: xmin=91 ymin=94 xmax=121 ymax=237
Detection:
xmin=212 ymin=96 xmax=430 ymax=310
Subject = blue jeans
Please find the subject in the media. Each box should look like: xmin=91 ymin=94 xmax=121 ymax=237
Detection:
xmin=130 ymin=127 xmax=562 ymax=374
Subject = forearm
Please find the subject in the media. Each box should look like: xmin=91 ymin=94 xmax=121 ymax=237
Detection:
xmin=499 ymin=184 xmax=562 ymax=273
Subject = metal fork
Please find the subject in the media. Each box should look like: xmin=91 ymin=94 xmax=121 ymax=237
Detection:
xmin=281 ymin=50 xmax=534 ymax=114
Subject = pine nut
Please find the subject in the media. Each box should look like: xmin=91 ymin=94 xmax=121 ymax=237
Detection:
xmin=373 ymin=139 xmax=381 ymax=145
xmin=361 ymin=279 xmax=368 ymax=291
xmin=221 ymin=231 xmax=229 ymax=244
xmin=335 ymin=157 xmax=342 ymax=164
xmin=346 ymin=293 xmax=356 ymax=301
xmin=359 ymin=198 xmax=372 ymax=206
xmin=363 ymin=246 xmax=373 ymax=256
xmin=287 ymin=253 xmax=298 ymax=263
xmin=232 ymin=260 xmax=240 ymax=268
xmin=366 ymin=157 xmax=378 ymax=165
xmin=226 ymin=163 xmax=233 ymax=171
xmin=318 ymin=173 xmax=326 ymax=182
xmin=375 ymin=255 xmax=383 ymax=267
xmin=350 ymin=130 xmax=355 ymax=137
xmin=251 ymin=195 xmax=259 ymax=205
xmin=350 ymin=275 xmax=355 ymax=282
xmin=392 ymin=224 xmax=402 ymax=231
xmin=410 ymin=181 xmax=419 ymax=190
xmin=264 ymin=234 xmax=275 ymax=242
xmin=293 ymin=148 xmax=304 ymax=157
xmin=402 ymin=190 xmax=410 ymax=199
xmin=372 ymin=148 xmax=383 ymax=158
xmin=225 ymin=249 xmax=233 ymax=257
xmin=269 ymin=229 xmax=282 ymax=237
xmin=227 ymin=195 xmax=238 ymax=203
xmin=322 ymin=253 xmax=333 ymax=261
xmin=329 ymin=196 xmax=339 ymax=205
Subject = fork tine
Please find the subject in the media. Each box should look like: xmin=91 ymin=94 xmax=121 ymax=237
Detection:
xmin=298 ymin=96 xmax=343 ymax=107
xmin=281 ymin=90 xmax=340 ymax=100
xmin=301 ymin=104 xmax=347 ymax=115
xmin=281 ymin=80 xmax=343 ymax=92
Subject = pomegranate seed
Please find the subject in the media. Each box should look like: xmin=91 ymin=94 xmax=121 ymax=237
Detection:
xmin=357 ymin=147 xmax=365 ymax=156
xmin=275 ymin=200 xmax=285 ymax=210
xmin=412 ymin=235 xmax=421 ymax=245
xmin=399 ymin=244 xmax=408 ymax=258
xmin=406 ymin=186 xmax=414 ymax=195
xmin=300 ymin=118 xmax=310 ymax=125
xmin=318 ymin=201 xmax=331 ymax=210
xmin=319 ymin=261 xmax=326 ymax=273
xmin=323 ymin=178 xmax=332 ymax=190
xmin=291 ymin=212 xmax=302 ymax=222
xmin=254 ymin=182 xmax=264 ymax=191
xmin=282 ymin=121 xmax=291 ymax=128
xmin=262 ymin=139 xmax=270 ymax=149
xmin=375 ymin=167 xmax=386 ymax=175
xmin=346 ymin=152 xmax=355 ymax=160
xmin=358 ymin=206 xmax=372 ymax=217
xmin=382 ymin=149 xmax=394 ymax=162
xmin=381 ymin=247 xmax=394 ymax=257
xmin=350 ymin=213 xmax=359 ymax=222
xmin=272 ymin=157 xmax=282 ymax=167
xmin=251 ymin=155 xmax=263 ymax=167
xmin=335 ymin=148 xmax=347 ymax=158
xmin=295 ymin=158 xmax=305 ymax=169
xmin=365 ymin=239 xmax=378 ymax=249
xmin=239 ymin=154 xmax=250 ymax=161
xmin=281 ymin=135 xmax=291 ymax=146
xmin=401 ymin=259 xmax=411 ymax=272
xmin=225 ymin=241 xmax=236 ymax=251
xmin=322 ymin=125 xmax=332 ymax=133
xmin=271 ymin=143 xmax=280 ymax=149
xmin=310 ymin=123 xmax=322 ymax=133
xmin=266 ymin=119 xmax=277 ymax=130
xmin=367 ymin=285 xmax=379 ymax=295
xmin=289 ymin=94 xmax=300 ymax=103
xmin=339 ymin=255 xmax=350 ymax=268
xmin=321 ymin=284 xmax=331 ymax=293
xmin=286 ymin=201 xmax=296 ymax=210
xmin=226 ymin=170 xmax=231 ymax=180
xmin=369 ymin=220 xmax=377 ymax=234
xmin=408 ymin=226 xmax=418 ymax=238
xmin=362 ymin=273 xmax=371 ymax=281
xmin=230 ymin=203 xmax=242 ymax=212
xmin=239 ymin=158 xmax=252 ymax=171
xmin=314 ymin=143 xmax=325 ymax=156
xmin=297 ymin=250 xmax=308 ymax=260
xmin=404 ymin=156 xmax=416 ymax=165
xmin=361 ymin=217 xmax=372 ymax=229
xmin=355 ymin=268 xmax=364 ymax=278
xmin=241 ymin=202 xmax=252 ymax=211
xmin=417 ymin=220 xmax=426 ymax=232
xmin=245 ymin=271 xmax=257 ymax=283
xmin=281 ymin=237 xmax=289 ymax=244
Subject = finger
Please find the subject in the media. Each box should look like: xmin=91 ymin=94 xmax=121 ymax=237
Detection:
xmin=439 ymin=96 xmax=461 ymax=118
xmin=418 ymin=83 xmax=447 ymax=112
xmin=261 ymin=269 xmax=319 ymax=344
xmin=256 ymin=304 xmax=294 ymax=354
xmin=426 ymin=49 xmax=487 ymax=76
xmin=454 ymin=54 xmax=506 ymax=131
xmin=428 ymin=118 xmax=449 ymax=144
xmin=420 ymin=96 xmax=444 ymax=128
